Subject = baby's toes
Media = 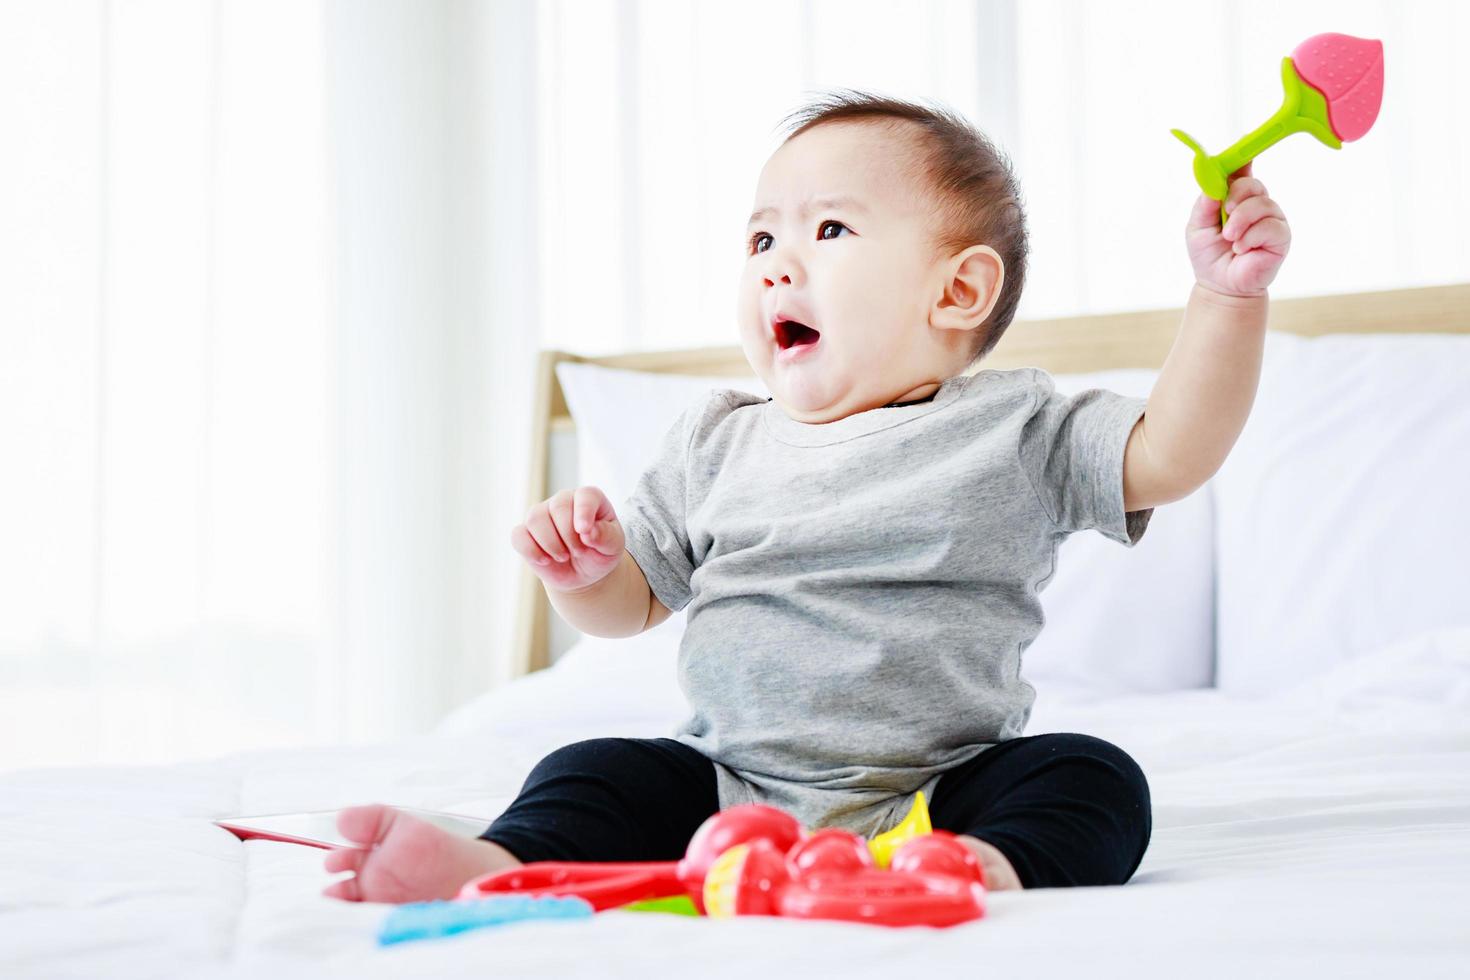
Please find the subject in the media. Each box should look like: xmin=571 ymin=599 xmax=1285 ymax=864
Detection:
xmin=323 ymin=846 xmax=366 ymax=874
xmin=335 ymin=803 xmax=395 ymax=847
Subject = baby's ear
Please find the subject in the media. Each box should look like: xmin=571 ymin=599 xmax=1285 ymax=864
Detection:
xmin=932 ymin=244 xmax=1004 ymax=332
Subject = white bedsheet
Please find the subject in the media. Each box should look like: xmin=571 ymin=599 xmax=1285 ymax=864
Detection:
xmin=3 ymin=628 xmax=1469 ymax=979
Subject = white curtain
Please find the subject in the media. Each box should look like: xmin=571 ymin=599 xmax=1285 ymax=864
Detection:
xmin=3 ymin=0 xmax=1464 ymax=771
xmin=2 ymin=0 xmax=337 ymax=769
xmin=321 ymin=0 xmax=542 ymax=751
xmin=0 ymin=0 xmax=540 ymax=771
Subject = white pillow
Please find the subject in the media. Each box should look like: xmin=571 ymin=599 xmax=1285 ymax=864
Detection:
xmin=555 ymin=362 xmax=1215 ymax=696
xmin=1212 ymin=329 xmax=1470 ymax=696
xmin=555 ymin=362 xmax=770 ymax=515
xmin=1022 ymin=369 xmax=1216 ymax=695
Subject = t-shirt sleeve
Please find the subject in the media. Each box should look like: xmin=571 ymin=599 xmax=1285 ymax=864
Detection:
xmin=618 ymin=400 xmax=703 ymax=613
xmin=1018 ymin=370 xmax=1154 ymax=547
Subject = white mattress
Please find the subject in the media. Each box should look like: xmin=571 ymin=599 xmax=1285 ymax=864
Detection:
xmin=3 ymin=627 xmax=1469 ymax=979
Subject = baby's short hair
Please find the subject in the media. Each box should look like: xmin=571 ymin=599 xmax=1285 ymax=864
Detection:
xmin=777 ymin=89 xmax=1029 ymax=370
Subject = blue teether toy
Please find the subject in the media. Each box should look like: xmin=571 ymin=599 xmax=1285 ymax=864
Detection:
xmin=377 ymin=895 xmax=594 ymax=946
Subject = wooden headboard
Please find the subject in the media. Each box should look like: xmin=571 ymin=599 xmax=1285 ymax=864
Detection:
xmin=511 ymin=281 xmax=1470 ymax=680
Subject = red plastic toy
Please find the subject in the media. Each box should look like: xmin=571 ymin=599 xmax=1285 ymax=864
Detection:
xmin=458 ymin=801 xmax=987 ymax=928
xmin=703 ymin=829 xmax=985 ymax=927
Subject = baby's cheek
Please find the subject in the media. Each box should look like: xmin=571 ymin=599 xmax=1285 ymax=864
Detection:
xmin=735 ymin=284 xmax=763 ymax=331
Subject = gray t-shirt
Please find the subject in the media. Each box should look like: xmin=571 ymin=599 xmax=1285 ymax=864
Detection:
xmin=619 ymin=367 xmax=1153 ymax=839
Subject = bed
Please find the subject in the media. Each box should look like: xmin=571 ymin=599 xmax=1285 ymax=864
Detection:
xmin=3 ymin=283 xmax=1468 ymax=978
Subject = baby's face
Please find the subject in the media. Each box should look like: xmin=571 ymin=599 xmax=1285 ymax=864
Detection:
xmin=738 ymin=120 xmax=957 ymax=423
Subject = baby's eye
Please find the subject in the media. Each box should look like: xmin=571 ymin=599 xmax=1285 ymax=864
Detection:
xmin=818 ymin=220 xmax=850 ymax=241
xmin=747 ymin=221 xmax=850 ymax=256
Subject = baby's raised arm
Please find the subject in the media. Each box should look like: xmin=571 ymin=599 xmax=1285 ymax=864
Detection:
xmin=1122 ymin=165 xmax=1290 ymax=512
xmin=509 ymin=486 xmax=672 ymax=638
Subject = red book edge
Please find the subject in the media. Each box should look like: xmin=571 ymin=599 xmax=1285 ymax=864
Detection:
xmin=214 ymin=821 xmax=335 ymax=850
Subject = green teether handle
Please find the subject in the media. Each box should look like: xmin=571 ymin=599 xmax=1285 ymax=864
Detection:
xmin=1174 ymin=56 xmax=1342 ymax=228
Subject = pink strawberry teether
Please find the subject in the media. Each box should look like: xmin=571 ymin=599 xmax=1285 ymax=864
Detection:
xmin=1291 ymin=32 xmax=1385 ymax=142
xmin=1171 ymin=32 xmax=1384 ymax=225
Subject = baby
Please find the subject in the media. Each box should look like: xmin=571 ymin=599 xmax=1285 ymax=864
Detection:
xmin=323 ymin=89 xmax=1289 ymax=902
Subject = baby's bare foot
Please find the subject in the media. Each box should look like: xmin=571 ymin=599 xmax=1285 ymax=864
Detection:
xmin=321 ymin=804 xmax=522 ymax=903
xmin=956 ymin=833 xmax=1025 ymax=891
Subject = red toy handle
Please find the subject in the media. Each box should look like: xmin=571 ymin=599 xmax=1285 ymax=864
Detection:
xmin=459 ymin=861 xmax=685 ymax=911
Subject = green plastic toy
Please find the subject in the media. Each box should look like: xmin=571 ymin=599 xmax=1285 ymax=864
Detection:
xmin=622 ymin=894 xmax=701 ymax=916
xmin=1172 ymin=32 xmax=1384 ymax=227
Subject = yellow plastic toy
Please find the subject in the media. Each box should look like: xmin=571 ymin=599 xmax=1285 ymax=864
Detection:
xmin=867 ymin=791 xmax=933 ymax=869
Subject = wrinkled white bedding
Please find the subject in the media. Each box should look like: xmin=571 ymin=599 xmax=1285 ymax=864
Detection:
xmin=3 ymin=628 xmax=1469 ymax=979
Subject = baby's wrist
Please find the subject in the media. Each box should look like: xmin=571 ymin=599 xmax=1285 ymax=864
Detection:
xmin=1192 ymin=281 xmax=1268 ymax=309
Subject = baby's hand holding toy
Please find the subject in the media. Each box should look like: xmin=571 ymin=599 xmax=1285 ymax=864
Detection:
xmin=1174 ymin=31 xmax=1383 ymax=299
xmin=1186 ymin=162 xmax=1291 ymax=299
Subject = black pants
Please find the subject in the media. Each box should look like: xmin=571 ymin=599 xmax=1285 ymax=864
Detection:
xmin=480 ymin=732 xmax=1151 ymax=889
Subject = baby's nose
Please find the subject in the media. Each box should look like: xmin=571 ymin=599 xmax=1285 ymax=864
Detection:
xmin=762 ymin=272 xmax=792 ymax=288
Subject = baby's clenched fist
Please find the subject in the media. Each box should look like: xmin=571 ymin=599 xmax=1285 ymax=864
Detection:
xmin=1185 ymin=161 xmax=1290 ymax=299
xmin=510 ymin=486 xmax=625 ymax=593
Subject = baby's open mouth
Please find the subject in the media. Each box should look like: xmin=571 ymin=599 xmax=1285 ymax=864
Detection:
xmin=775 ymin=320 xmax=821 ymax=351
